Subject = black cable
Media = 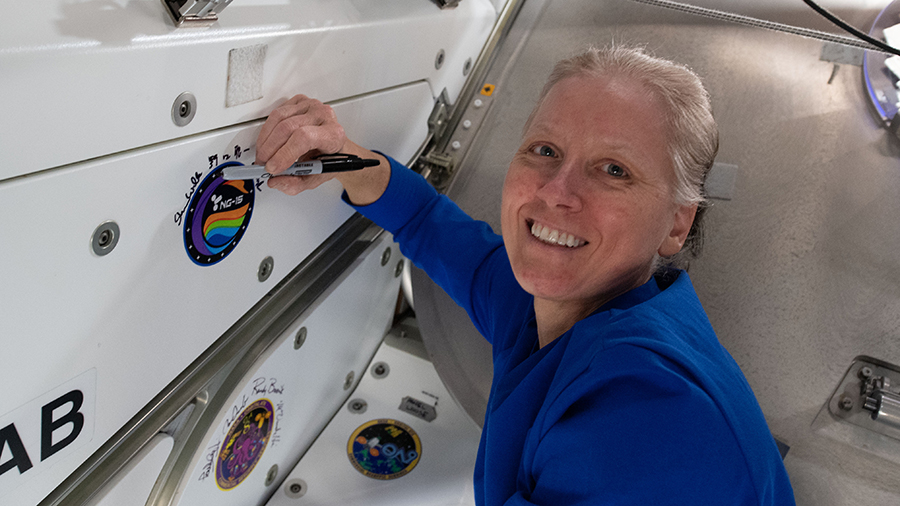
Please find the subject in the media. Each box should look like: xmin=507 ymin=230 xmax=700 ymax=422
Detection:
xmin=802 ymin=0 xmax=900 ymax=56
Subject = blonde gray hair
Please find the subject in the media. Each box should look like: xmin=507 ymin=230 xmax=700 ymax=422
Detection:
xmin=526 ymin=45 xmax=719 ymax=263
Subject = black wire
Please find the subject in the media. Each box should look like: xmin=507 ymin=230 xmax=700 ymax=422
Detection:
xmin=802 ymin=0 xmax=900 ymax=56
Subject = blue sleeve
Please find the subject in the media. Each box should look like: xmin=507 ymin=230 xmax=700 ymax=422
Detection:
xmin=518 ymin=347 xmax=766 ymax=505
xmin=346 ymin=155 xmax=530 ymax=346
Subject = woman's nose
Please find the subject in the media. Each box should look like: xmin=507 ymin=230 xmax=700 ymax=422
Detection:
xmin=534 ymin=162 xmax=583 ymax=211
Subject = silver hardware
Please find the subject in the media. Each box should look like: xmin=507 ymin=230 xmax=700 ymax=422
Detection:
xmin=258 ymin=256 xmax=274 ymax=282
xmin=264 ymin=464 xmax=278 ymax=486
xmin=433 ymin=0 xmax=461 ymax=9
xmin=162 ymin=0 xmax=234 ymax=27
xmin=435 ymin=49 xmax=445 ymax=70
xmin=381 ymin=247 xmax=392 ymax=266
xmin=348 ymin=399 xmax=368 ymax=414
xmin=284 ymin=478 xmax=307 ymax=499
xmin=394 ymin=260 xmax=404 ymax=278
xmin=171 ymin=92 xmax=197 ymax=127
xmin=827 ymin=356 xmax=900 ymax=441
xmin=293 ymin=327 xmax=307 ymax=350
xmin=343 ymin=371 xmax=355 ymax=391
xmin=371 ymin=362 xmax=390 ymax=379
xmin=463 ymin=57 xmax=473 ymax=76
xmin=91 ymin=221 xmax=120 ymax=256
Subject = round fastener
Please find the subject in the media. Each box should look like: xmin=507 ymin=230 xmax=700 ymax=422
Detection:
xmin=258 ymin=256 xmax=274 ymax=282
xmin=394 ymin=259 xmax=404 ymax=278
xmin=294 ymin=327 xmax=307 ymax=350
xmin=284 ymin=479 xmax=307 ymax=499
xmin=348 ymin=398 xmax=368 ymax=414
xmin=91 ymin=221 xmax=120 ymax=256
xmin=265 ymin=464 xmax=279 ymax=486
xmin=473 ymin=98 xmax=484 ymax=109
xmin=343 ymin=371 xmax=355 ymax=390
xmin=451 ymin=140 xmax=461 ymax=150
xmin=462 ymin=119 xmax=472 ymax=129
xmin=859 ymin=366 xmax=873 ymax=380
xmin=839 ymin=395 xmax=854 ymax=411
xmin=371 ymin=361 xmax=390 ymax=379
xmin=171 ymin=92 xmax=197 ymax=127
xmin=381 ymin=247 xmax=392 ymax=266
xmin=435 ymin=49 xmax=445 ymax=70
xmin=463 ymin=57 xmax=473 ymax=76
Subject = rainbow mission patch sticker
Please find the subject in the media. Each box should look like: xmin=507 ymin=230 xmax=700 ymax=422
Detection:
xmin=347 ymin=419 xmax=421 ymax=480
xmin=215 ymin=398 xmax=273 ymax=490
xmin=183 ymin=162 xmax=254 ymax=266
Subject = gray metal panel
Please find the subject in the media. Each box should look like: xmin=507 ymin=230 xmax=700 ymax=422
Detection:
xmin=412 ymin=0 xmax=900 ymax=503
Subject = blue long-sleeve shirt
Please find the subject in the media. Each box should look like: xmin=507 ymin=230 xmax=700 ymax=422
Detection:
xmin=348 ymin=156 xmax=795 ymax=505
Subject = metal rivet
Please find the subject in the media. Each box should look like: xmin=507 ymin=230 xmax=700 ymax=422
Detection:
xmin=394 ymin=259 xmax=404 ymax=278
xmin=265 ymin=464 xmax=279 ymax=486
xmin=859 ymin=366 xmax=873 ymax=380
xmin=348 ymin=398 xmax=368 ymax=414
xmin=294 ymin=327 xmax=307 ymax=350
xmin=91 ymin=221 xmax=120 ymax=256
xmin=343 ymin=371 xmax=355 ymax=391
xmin=463 ymin=57 xmax=472 ymax=76
xmin=172 ymin=92 xmax=197 ymax=127
xmin=839 ymin=395 xmax=854 ymax=411
xmin=258 ymin=256 xmax=274 ymax=282
xmin=284 ymin=479 xmax=307 ymax=499
xmin=381 ymin=247 xmax=392 ymax=266
xmin=371 ymin=362 xmax=390 ymax=379
xmin=435 ymin=49 xmax=445 ymax=70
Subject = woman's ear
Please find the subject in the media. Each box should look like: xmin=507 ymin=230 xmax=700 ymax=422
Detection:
xmin=658 ymin=203 xmax=698 ymax=257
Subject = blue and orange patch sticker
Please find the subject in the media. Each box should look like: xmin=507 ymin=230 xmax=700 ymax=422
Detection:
xmin=184 ymin=162 xmax=254 ymax=266
xmin=347 ymin=419 xmax=421 ymax=480
xmin=215 ymin=398 xmax=273 ymax=490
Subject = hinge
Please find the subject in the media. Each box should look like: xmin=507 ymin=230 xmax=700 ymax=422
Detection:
xmin=416 ymin=89 xmax=457 ymax=190
xmin=162 ymin=0 xmax=234 ymax=27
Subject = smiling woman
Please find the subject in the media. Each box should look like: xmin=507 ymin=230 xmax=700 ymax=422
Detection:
xmin=258 ymin=45 xmax=795 ymax=506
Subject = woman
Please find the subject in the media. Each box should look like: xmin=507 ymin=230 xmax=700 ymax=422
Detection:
xmin=257 ymin=46 xmax=795 ymax=505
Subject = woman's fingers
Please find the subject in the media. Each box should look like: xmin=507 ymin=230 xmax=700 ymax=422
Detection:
xmin=266 ymin=173 xmax=333 ymax=195
xmin=256 ymin=95 xmax=346 ymax=174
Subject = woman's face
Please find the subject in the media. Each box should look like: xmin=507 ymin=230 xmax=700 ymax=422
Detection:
xmin=500 ymin=75 xmax=696 ymax=312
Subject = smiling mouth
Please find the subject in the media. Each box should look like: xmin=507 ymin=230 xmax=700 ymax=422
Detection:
xmin=529 ymin=221 xmax=587 ymax=248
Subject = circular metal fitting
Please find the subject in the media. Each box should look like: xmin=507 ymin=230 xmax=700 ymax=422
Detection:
xmin=381 ymin=247 xmax=392 ymax=266
xmin=371 ymin=361 xmax=390 ymax=379
xmin=294 ymin=327 xmax=307 ymax=350
xmin=91 ymin=221 xmax=120 ymax=256
xmin=463 ymin=57 xmax=473 ymax=76
xmin=171 ymin=92 xmax=197 ymax=127
xmin=258 ymin=256 xmax=274 ymax=282
xmin=284 ymin=479 xmax=308 ymax=499
xmin=348 ymin=398 xmax=368 ymax=414
xmin=435 ymin=49 xmax=445 ymax=70
xmin=839 ymin=394 xmax=854 ymax=411
xmin=265 ymin=464 xmax=279 ymax=486
xmin=394 ymin=259 xmax=404 ymax=278
xmin=859 ymin=366 xmax=874 ymax=380
xmin=343 ymin=371 xmax=355 ymax=391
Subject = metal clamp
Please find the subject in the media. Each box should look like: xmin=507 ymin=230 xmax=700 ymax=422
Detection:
xmin=828 ymin=356 xmax=900 ymax=440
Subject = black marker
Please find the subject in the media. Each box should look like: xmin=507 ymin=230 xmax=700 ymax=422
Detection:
xmin=221 ymin=154 xmax=380 ymax=181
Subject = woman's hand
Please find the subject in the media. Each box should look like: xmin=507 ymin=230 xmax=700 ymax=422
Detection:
xmin=255 ymin=94 xmax=390 ymax=204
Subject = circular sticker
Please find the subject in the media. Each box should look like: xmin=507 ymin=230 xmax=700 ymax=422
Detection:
xmin=347 ymin=419 xmax=421 ymax=480
xmin=216 ymin=398 xmax=273 ymax=490
xmin=183 ymin=162 xmax=254 ymax=266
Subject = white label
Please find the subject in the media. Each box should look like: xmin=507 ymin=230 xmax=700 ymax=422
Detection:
xmin=0 ymin=369 xmax=96 ymax=498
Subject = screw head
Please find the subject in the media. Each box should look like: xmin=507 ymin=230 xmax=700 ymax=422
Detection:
xmin=343 ymin=371 xmax=355 ymax=390
xmin=258 ymin=256 xmax=274 ymax=282
xmin=395 ymin=259 xmax=404 ymax=278
xmin=91 ymin=221 xmax=120 ymax=256
xmin=265 ymin=464 xmax=279 ymax=486
xmin=859 ymin=366 xmax=874 ymax=380
xmin=435 ymin=49 xmax=445 ymax=69
xmin=381 ymin=247 xmax=392 ymax=266
xmin=839 ymin=395 xmax=854 ymax=411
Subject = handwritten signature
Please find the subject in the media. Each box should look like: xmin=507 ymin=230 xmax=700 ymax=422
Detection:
xmin=174 ymin=171 xmax=204 ymax=226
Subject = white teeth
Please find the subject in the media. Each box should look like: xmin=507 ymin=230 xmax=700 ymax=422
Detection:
xmin=529 ymin=222 xmax=583 ymax=248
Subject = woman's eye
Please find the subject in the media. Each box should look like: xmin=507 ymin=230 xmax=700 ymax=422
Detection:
xmin=603 ymin=163 xmax=627 ymax=178
xmin=532 ymin=145 xmax=556 ymax=157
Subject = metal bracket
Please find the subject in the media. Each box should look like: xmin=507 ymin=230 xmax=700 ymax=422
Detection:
xmin=161 ymin=0 xmax=233 ymax=27
xmin=432 ymin=0 xmax=461 ymax=9
xmin=827 ymin=356 xmax=900 ymax=440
